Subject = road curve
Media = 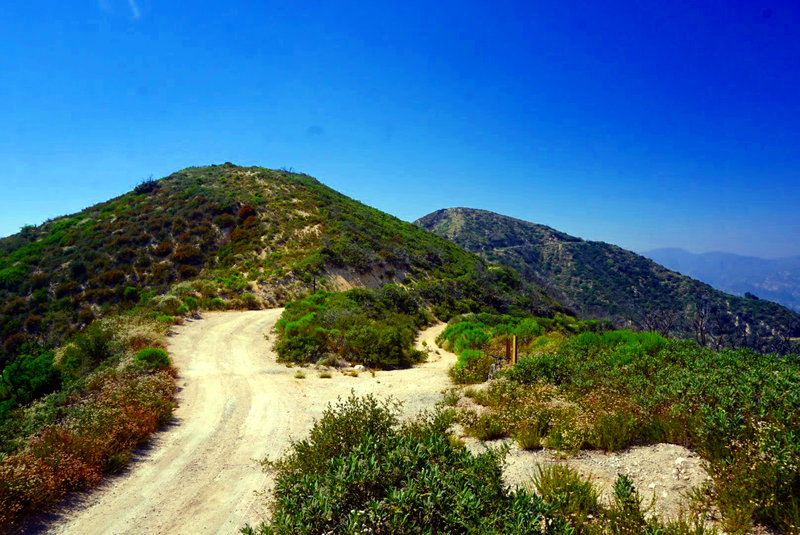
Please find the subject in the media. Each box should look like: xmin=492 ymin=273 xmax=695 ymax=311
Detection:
xmin=44 ymin=310 xmax=456 ymax=534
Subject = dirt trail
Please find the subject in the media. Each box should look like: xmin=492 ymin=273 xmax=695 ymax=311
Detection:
xmin=44 ymin=312 xmax=456 ymax=535
xmin=42 ymin=310 xmax=704 ymax=533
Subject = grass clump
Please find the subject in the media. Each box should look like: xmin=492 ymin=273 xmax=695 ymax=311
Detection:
xmin=532 ymin=464 xmax=599 ymax=532
xmin=135 ymin=348 xmax=171 ymax=370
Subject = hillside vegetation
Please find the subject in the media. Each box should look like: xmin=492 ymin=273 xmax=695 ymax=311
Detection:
xmin=1 ymin=166 xmax=565 ymax=429
xmin=4 ymin=166 xmax=800 ymax=533
xmin=436 ymin=312 xmax=800 ymax=533
xmin=417 ymin=207 xmax=800 ymax=353
xmin=0 ymin=165 xmax=490 ymax=355
xmin=0 ymin=165 xmax=563 ymax=529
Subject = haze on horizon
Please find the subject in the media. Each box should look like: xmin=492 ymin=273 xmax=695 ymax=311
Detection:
xmin=1 ymin=1 xmax=798 ymax=258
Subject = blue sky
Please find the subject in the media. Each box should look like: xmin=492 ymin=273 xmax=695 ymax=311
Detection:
xmin=1 ymin=1 xmax=798 ymax=257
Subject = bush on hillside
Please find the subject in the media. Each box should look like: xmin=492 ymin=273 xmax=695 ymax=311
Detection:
xmin=274 ymin=288 xmax=428 ymax=369
xmin=135 ymin=348 xmax=171 ymax=369
xmin=242 ymin=394 xmax=569 ymax=534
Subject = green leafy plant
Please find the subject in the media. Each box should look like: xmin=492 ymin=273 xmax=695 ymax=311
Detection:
xmin=134 ymin=348 xmax=171 ymax=370
xmin=243 ymin=394 xmax=570 ymax=534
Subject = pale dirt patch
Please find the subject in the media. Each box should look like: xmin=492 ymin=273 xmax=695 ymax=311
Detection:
xmin=39 ymin=312 xmax=710 ymax=533
xmin=325 ymin=265 xmax=408 ymax=292
xmin=466 ymin=437 xmax=708 ymax=521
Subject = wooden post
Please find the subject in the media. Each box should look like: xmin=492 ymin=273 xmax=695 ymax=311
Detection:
xmin=505 ymin=337 xmax=511 ymax=361
xmin=512 ymin=335 xmax=517 ymax=365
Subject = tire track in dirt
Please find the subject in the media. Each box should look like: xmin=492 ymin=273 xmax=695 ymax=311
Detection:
xmin=43 ymin=312 xmax=457 ymax=534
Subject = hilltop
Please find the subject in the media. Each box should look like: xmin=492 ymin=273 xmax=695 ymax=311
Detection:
xmin=416 ymin=207 xmax=800 ymax=352
xmin=0 ymin=164 xmax=562 ymax=356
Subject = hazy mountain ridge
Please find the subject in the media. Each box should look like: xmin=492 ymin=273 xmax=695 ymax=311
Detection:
xmin=643 ymin=248 xmax=800 ymax=312
xmin=416 ymin=207 xmax=800 ymax=352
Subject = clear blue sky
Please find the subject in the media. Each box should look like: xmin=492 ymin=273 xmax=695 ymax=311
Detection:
xmin=1 ymin=1 xmax=798 ymax=257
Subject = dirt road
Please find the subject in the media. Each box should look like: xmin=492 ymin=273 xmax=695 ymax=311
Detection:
xmin=44 ymin=310 xmax=456 ymax=534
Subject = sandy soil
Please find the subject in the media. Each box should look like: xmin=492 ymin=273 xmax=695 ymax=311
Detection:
xmin=467 ymin=437 xmax=708 ymax=521
xmin=39 ymin=312 xmax=456 ymax=535
xmin=38 ymin=310 xmax=708 ymax=533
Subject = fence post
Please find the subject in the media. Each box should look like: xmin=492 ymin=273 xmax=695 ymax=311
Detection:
xmin=512 ymin=335 xmax=517 ymax=365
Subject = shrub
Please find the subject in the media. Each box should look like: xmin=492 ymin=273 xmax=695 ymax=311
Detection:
xmin=153 ymin=241 xmax=173 ymax=257
xmin=237 ymin=204 xmax=257 ymax=224
xmin=507 ymin=353 xmax=571 ymax=385
xmin=123 ymin=286 xmax=139 ymax=302
xmin=244 ymin=394 xmax=568 ymax=534
xmin=213 ymin=213 xmax=235 ymax=228
xmin=133 ymin=176 xmax=158 ymax=194
xmin=240 ymin=293 xmax=259 ymax=310
xmin=450 ymin=350 xmax=495 ymax=384
xmin=589 ymin=411 xmax=637 ymax=452
xmin=532 ymin=464 xmax=599 ymax=531
xmin=184 ymin=296 xmax=198 ymax=311
xmin=152 ymin=295 xmax=183 ymax=316
xmin=73 ymin=322 xmax=115 ymax=367
xmin=178 ymin=264 xmax=199 ymax=279
xmin=173 ymin=244 xmax=203 ymax=265
xmin=135 ymin=348 xmax=171 ymax=369
xmin=514 ymin=416 xmax=549 ymax=450
xmin=463 ymin=411 xmax=508 ymax=441
xmin=275 ymin=289 xmax=428 ymax=369
xmin=206 ymin=297 xmax=226 ymax=310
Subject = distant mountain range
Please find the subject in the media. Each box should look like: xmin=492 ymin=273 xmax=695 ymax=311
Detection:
xmin=417 ymin=208 xmax=800 ymax=352
xmin=642 ymin=248 xmax=800 ymax=312
xmin=2 ymin=166 xmax=798 ymax=360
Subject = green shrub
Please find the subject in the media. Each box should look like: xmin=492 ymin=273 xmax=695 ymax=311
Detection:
xmin=0 ymin=351 xmax=60 ymax=423
xmin=73 ymin=322 xmax=116 ymax=366
xmin=606 ymin=474 xmax=652 ymax=534
xmin=244 ymin=394 xmax=569 ymax=534
xmin=184 ymin=296 xmax=199 ymax=311
xmin=206 ymin=297 xmax=226 ymax=310
xmin=465 ymin=412 xmax=508 ymax=441
xmin=507 ymin=353 xmax=570 ymax=385
xmin=450 ymin=350 xmax=495 ymax=384
xmin=514 ymin=416 xmax=549 ymax=450
xmin=275 ymin=289 xmax=428 ymax=369
xmin=135 ymin=348 xmax=171 ymax=369
xmin=532 ymin=464 xmax=599 ymax=531
xmin=152 ymin=295 xmax=183 ymax=316
xmin=589 ymin=411 xmax=637 ymax=452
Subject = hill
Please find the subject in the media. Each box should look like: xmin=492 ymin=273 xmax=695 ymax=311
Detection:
xmin=0 ymin=165 xmax=567 ymax=529
xmin=1 ymin=165 xmax=574 ymax=375
xmin=644 ymin=248 xmax=800 ymax=312
xmin=0 ymin=164 xmax=552 ymax=354
xmin=416 ymin=207 xmax=800 ymax=352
